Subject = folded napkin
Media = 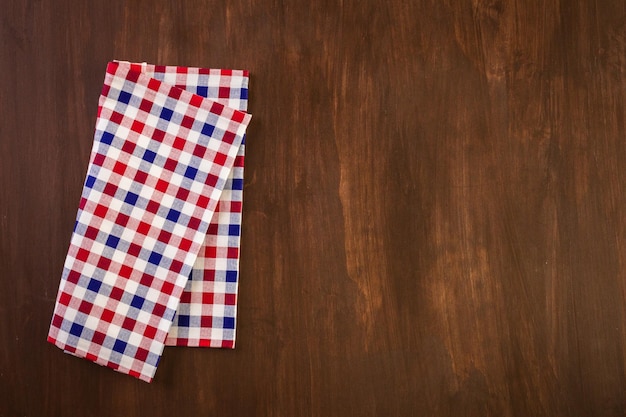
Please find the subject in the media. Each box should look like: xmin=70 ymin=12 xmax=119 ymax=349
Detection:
xmin=48 ymin=61 xmax=251 ymax=382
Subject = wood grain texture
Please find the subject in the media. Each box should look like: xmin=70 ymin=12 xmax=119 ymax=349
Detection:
xmin=2 ymin=0 xmax=626 ymax=415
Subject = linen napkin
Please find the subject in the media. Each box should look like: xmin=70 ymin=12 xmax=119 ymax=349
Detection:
xmin=48 ymin=61 xmax=251 ymax=382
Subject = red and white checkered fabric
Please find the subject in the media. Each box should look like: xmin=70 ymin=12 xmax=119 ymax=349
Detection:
xmin=47 ymin=61 xmax=251 ymax=382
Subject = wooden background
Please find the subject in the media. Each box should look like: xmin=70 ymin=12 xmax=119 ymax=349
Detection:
xmin=2 ymin=0 xmax=626 ymax=415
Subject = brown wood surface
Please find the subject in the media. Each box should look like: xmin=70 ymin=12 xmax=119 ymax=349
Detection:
xmin=2 ymin=0 xmax=626 ymax=416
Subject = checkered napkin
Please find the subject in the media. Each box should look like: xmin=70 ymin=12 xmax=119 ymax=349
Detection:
xmin=47 ymin=61 xmax=251 ymax=382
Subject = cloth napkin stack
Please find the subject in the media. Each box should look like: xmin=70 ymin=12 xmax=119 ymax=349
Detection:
xmin=48 ymin=61 xmax=251 ymax=382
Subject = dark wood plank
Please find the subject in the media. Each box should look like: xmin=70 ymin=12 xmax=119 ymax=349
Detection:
xmin=1 ymin=0 xmax=626 ymax=415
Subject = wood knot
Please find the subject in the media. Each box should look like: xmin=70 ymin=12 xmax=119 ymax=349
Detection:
xmin=473 ymin=0 xmax=505 ymax=28
xmin=606 ymin=21 xmax=626 ymax=79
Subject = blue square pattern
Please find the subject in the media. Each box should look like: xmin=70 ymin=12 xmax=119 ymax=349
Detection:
xmin=228 ymin=224 xmax=240 ymax=236
xmin=201 ymin=123 xmax=214 ymax=137
xmin=184 ymin=166 xmax=198 ymax=180
xmin=100 ymin=131 xmax=115 ymax=145
xmin=240 ymin=88 xmax=248 ymax=99
xmin=160 ymin=107 xmax=174 ymax=121
xmin=143 ymin=149 xmax=156 ymax=163
xmin=105 ymin=235 xmax=120 ymax=249
xmin=178 ymin=315 xmax=190 ymax=326
xmin=148 ymin=252 xmax=163 ymax=266
xmin=166 ymin=209 xmax=181 ymax=223
xmin=223 ymin=317 xmax=235 ymax=329
xmin=87 ymin=279 xmax=102 ymax=293
xmin=70 ymin=323 xmax=84 ymax=337
xmin=225 ymin=270 xmax=238 ymax=283
xmin=231 ymin=178 xmax=244 ymax=190
xmin=131 ymin=295 xmax=145 ymax=309
xmin=124 ymin=191 xmax=139 ymax=205
xmin=196 ymin=86 xmax=208 ymax=97
xmin=85 ymin=175 xmax=96 ymax=189
xmin=118 ymin=90 xmax=132 ymax=104
xmin=112 ymin=339 xmax=127 ymax=354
